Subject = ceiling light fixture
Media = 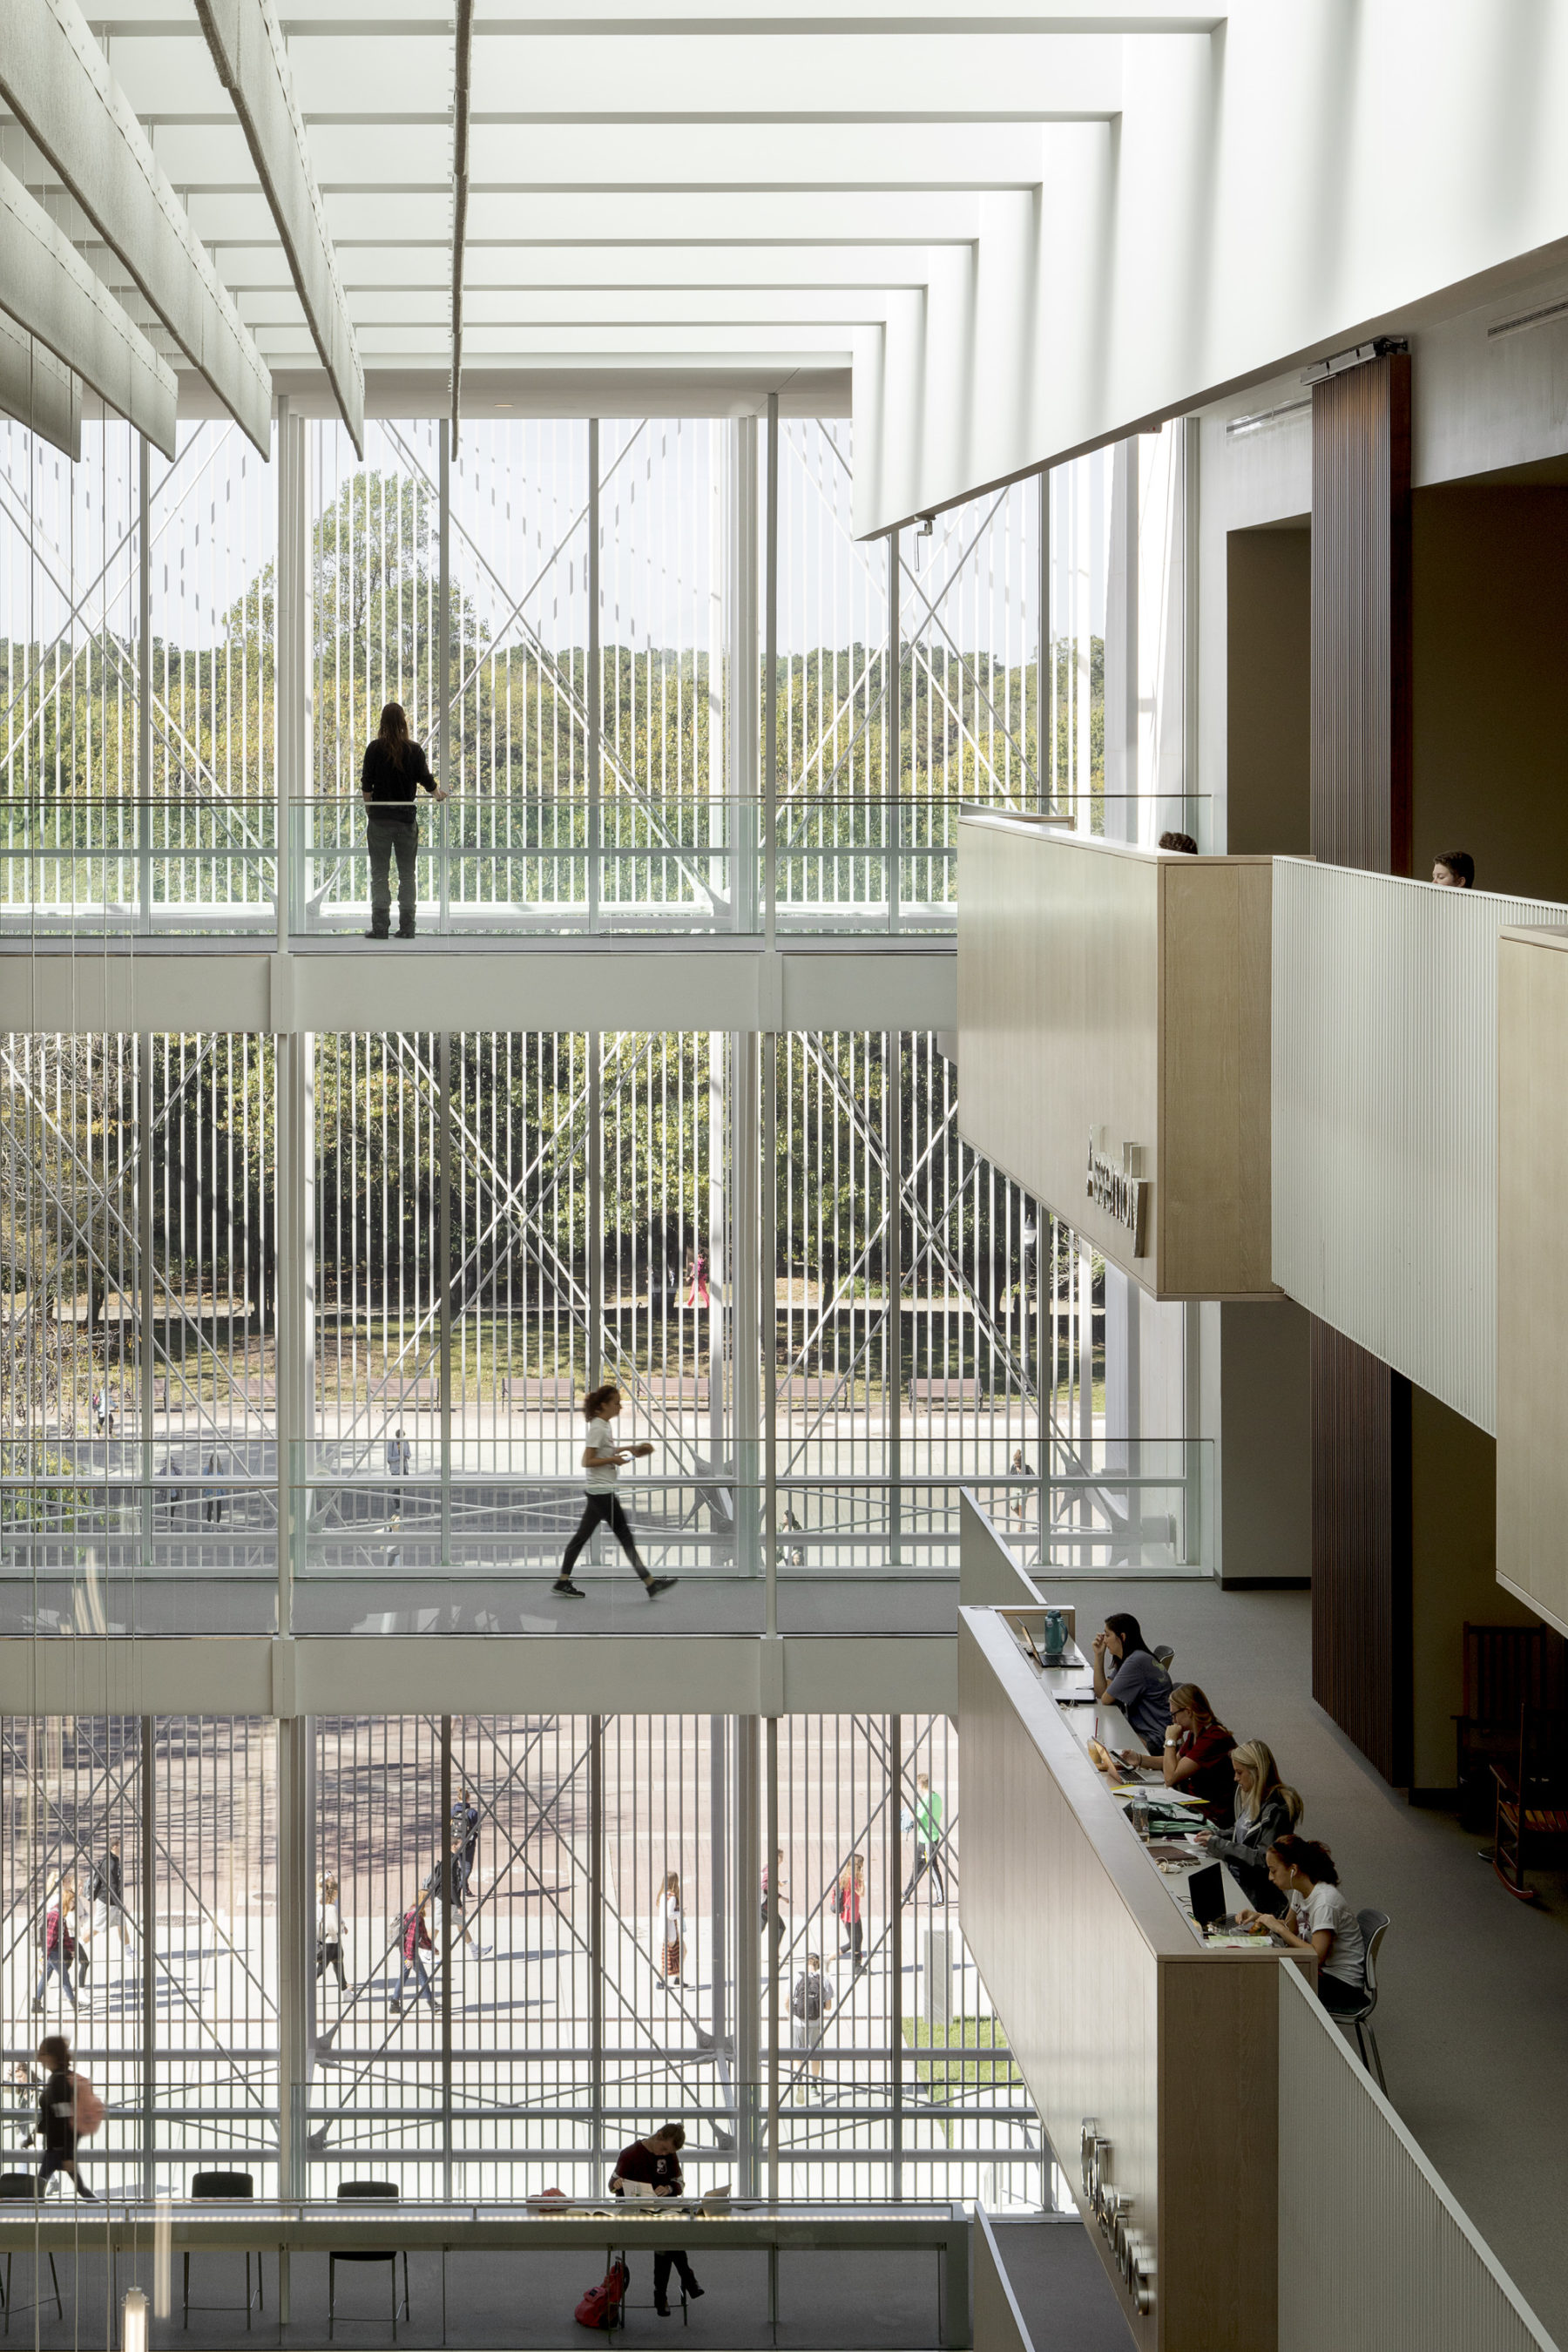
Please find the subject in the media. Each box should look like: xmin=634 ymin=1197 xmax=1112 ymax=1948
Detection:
xmin=1300 ymin=334 xmax=1407 ymax=386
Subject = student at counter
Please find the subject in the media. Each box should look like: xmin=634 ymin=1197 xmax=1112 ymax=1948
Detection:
xmin=1192 ymin=1740 xmax=1302 ymax=1913
xmin=1091 ymin=1614 xmax=1173 ymax=1753
xmin=1240 ymin=1836 xmax=1367 ymax=2014
xmin=1152 ymin=1685 xmax=1238 ymax=1822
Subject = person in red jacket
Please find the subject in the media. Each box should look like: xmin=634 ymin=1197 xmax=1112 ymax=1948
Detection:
xmin=390 ymin=1893 xmax=436 ymax=2011
xmin=33 ymin=1881 xmax=78 ymax=2012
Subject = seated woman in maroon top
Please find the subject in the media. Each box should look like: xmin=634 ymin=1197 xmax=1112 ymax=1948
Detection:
xmin=1160 ymin=1684 xmax=1238 ymax=1825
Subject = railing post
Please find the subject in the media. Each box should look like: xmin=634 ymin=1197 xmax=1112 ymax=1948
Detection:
xmin=441 ymin=1713 xmax=454 ymax=2198
xmin=764 ymin=394 xmax=778 ymax=953
xmin=888 ymin=1032 xmax=903 ymax=1565
xmin=888 ymin=531 xmax=902 ymax=936
xmin=889 ymin=1712 xmax=904 ymax=2199
xmin=439 ymin=1030 xmax=453 ymax=1565
xmin=138 ymin=434 xmax=152 ymax=933
xmin=140 ymin=1714 xmax=157 ymax=2199
xmin=588 ymin=418 xmax=601 ymax=932
xmin=438 ymin=418 xmax=452 ymax=932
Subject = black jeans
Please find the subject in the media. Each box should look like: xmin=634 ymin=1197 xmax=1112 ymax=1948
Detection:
xmin=561 ymin=1493 xmax=647 ymax=1579
xmin=1317 ymin=1971 xmax=1365 ymax=2017
xmin=368 ymin=816 xmax=419 ymax=934
xmin=653 ymin=2251 xmax=698 ymax=2303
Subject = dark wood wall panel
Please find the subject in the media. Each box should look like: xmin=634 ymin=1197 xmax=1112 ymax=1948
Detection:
xmin=1308 ymin=348 xmax=1416 ymax=1781
xmin=1310 ymin=352 xmax=1413 ymax=876
xmin=1310 ymin=1321 xmax=1413 ymax=1784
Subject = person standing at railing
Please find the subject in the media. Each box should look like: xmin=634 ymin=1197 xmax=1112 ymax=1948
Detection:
xmin=361 ymin=700 xmax=448 ymax=942
xmin=551 ymin=1382 xmax=678 ymax=1601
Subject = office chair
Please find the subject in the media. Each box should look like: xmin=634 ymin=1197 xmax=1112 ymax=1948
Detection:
xmin=330 ymin=2181 xmax=409 ymax=2341
xmin=0 ymin=2174 xmax=64 ymax=2335
xmin=1342 ymin=1909 xmax=1390 ymax=2092
xmin=1153 ymin=1646 xmax=1175 ymax=1671
xmin=184 ymin=2171 xmax=262 ymax=2329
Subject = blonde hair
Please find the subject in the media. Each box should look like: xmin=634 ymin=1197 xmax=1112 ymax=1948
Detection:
xmin=1230 ymin=1740 xmax=1302 ymax=1828
xmin=1168 ymin=1683 xmax=1218 ymax=1723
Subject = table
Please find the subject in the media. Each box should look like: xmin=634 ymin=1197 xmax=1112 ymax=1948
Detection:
xmin=0 ymin=2198 xmax=970 ymax=2349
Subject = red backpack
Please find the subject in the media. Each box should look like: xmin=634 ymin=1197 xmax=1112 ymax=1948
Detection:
xmin=575 ymin=2260 xmax=629 ymax=2330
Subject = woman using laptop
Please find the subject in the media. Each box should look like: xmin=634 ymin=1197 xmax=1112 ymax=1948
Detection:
xmin=1238 ymin=1835 xmax=1367 ymax=2013
xmin=1192 ymin=1740 xmax=1302 ymax=1913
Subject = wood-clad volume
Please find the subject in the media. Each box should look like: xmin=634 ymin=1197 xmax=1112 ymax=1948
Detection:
xmin=1310 ymin=351 xmax=1412 ymax=877
xmin=1309 ymin=1321 xmax=1413 ymax=1784
xmin=1308 ymin=348 xmax=1416 ymax=1783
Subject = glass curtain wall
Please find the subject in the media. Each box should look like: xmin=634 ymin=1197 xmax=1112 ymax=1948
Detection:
xmin=0 ymin=1707 xmax=1046 ymax=2206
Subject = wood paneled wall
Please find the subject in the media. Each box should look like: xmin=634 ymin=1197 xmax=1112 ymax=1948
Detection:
xmin=1310 ymin=1321 xmax=1413 ymax=1785
xmin=1310 ymin=352 xmax=1412 ymax=877
xmin=1308 ymin=350 xmax=1416 ymax=1781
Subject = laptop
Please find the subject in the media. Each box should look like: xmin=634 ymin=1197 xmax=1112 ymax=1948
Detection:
xmin=1187 ymin=1862 xmax=1241 ymax=1936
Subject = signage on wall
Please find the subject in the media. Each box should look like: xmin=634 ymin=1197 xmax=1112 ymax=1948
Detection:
xmin=1085 ymin=1131 xmax=1151 ymax=1258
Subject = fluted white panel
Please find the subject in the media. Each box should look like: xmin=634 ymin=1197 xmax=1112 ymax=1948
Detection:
xmin=1278 ymin=1966 xmax=1554 ymax=2352
xmin=1271 ymin=860 xmax=1568 ymax=1433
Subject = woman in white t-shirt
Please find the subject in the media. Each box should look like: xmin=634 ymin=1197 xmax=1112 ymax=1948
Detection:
xmin=553 ymin=1383 xmax=678 ymax=1602
xmin=1240 ymin=1835 xmax=1367 ymax=2015
xmin=316 ymin=1872 xmax=347 ymax=1992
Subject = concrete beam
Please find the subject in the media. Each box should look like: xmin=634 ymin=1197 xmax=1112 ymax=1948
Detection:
xmin=195 ymin=0 xmax=365 ymax=453
xmin=0 ymin=1631 xmax=958 ymax=1718
xmin=0 ymin=0 xmax=272 ymax=453
xmin=0 ymin=944 xmax=957 ymax=1038
xmin=0 ymin=156 xmax=177 ymax=455
xmin=0 ymin=309 xmax=80 ymax=458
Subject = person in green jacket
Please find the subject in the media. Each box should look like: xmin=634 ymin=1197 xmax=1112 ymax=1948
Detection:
xmin=902 ymin=1772 xmax=947 ymax=1904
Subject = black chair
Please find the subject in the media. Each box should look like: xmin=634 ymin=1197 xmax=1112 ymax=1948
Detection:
xmin=330 ymin=2181 xmax=409 ymax=2341
xmin=184 ymin=2171 xmax=262 ymax=2330
xmin=0 ymin=2174 xmax=64 ymax=2336
xmin=1335 ymin=1909 xmax=1390 ymax=2093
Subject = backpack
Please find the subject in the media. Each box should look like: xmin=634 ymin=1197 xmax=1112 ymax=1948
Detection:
xmin=71 ymin=2075 xmax=105 ymax=2139
xmin=575 ymin=2261 xmax=629 ymax=2329
xmin=792 ymin=1970 xmax=822 ymax=2022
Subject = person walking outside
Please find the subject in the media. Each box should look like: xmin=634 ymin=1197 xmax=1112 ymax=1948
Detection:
xmin=33 ymin=1880 xmax=78 ymax=2012
xmin=90 ymin=1842 xmax=129 ymax=1950
xmin=204 ymin=1456 xmax=223 ymax=1525
xmin=317 ymin=1874 xmax=348 ymax=1994
xmin=789 ymin=1953 xmax=834 ymax=2096
xmin=684 ymin=1247 xmax=709 ymax=1309
xmin=390 ymin=1892 xmax=436 ymax=2011
xmin=386 ymin=1425 xmax=410 ymax=1522
xmin=832 ymin=1854 xmax=867 ymax=1974
xmin=658 ymin=1871 xmax=684 ymax=1984
xmin=610 ymin=2125 xmax=703 ymax=2316
xmin=902 ymin=1772 xmax=947 ymax=1904
xmin=35 ymin=2036 xmax=99 ymax=2200
xmin=552 ymin=1383 xmax=677 ymax=1600
xmin=361 ymin=700 xmax=448 ymax=941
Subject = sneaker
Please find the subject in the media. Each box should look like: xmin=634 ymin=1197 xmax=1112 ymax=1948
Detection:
xmin=655 ymin=2300 xmax=671 ymax=2318
xmin=397 ymin=928 xmax=416 ymax=940
xmin=363 ymin=929 xmax=389 ymax=941
xmin=683 ymin=2280 xmax=704 ymax=2301
xmin=552 ymin=1579 xmax=586 ymax=1598
xmin=644 ymin=1576 xmax=679 ymax=1598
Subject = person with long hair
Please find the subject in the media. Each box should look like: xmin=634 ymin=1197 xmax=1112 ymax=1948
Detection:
xmin=833 ymin=1853 xmax=867 ymax=1974
xmin=360 ymin=700 xmax=448 ymax=941
xmin=33 ymin=1877 xmax=78 ymax=2013
xmin=36 ymin=2034 xmax=98 ymax=2199
xmin=1091 ymin=1612 xmax=1173 ymax=1753
xmin=1193 ymin=1740 xmax=1303 ymax=1915
xmin=659 ymin=1871 xmax=684 ymax=1983
xmin=1240 ymin=1835 xmax=1368 ymax=2015
xmin=1144 ymin=1683 xmax=1238 ymax=1821
xmin=552 ymin=1383 xmax=677 ymax=1600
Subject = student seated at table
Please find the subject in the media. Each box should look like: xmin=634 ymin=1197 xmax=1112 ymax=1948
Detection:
xmin=1091 ymin=1613 xmax=1173 ymax=1754
xmin=1136 ymin=1684 xmax=1237 ymax=1823
xmin=1192 ymin=1740 xmax=1302 ymax=1914
xmin=610 ymin=2123 xmax=704 ymax=2315
xmin=1239 ymin=1835 xmax=1367 ymax=2015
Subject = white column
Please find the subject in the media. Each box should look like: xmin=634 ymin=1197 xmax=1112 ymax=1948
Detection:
xmin=728 ymin=418 xmax=760 ymax=934
xmin=274 ymin=397 xmax=308 ymax=943
xmin=730 ymin=1032 xmax=760 ymax=1571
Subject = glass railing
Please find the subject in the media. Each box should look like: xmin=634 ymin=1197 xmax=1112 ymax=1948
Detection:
xmin=0 ymin=1436 xmax=1212 ymax=1637
xmin=0 ymin=792 xmax=1212 ymax=941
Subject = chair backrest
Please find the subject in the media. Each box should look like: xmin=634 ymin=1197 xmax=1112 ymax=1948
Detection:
xmin=0 ymin=2175 xmax=38 ymax=2200
xmin=1356 ymin=1908 xmax=1390 ymax=2001
xmin=1153 ymin=1645 xmax=1175 ymax=1671
xmin=193 ymin=2171 xmax=253 ymax=2199
xmin=1463 ymin=1625 xmax=1558 ymax=1724
xmin=338 ymin=2180 xmax=399 ymax=2202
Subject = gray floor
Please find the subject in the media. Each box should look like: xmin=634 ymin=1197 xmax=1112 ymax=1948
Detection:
xmin=985 ymin=2218 xmax=1134 ymax=2351
xmin=0 ymin=2241 xmax=962 ymax=2349
xmin=1050 ymin=1578 xmax=1568 ymax=2345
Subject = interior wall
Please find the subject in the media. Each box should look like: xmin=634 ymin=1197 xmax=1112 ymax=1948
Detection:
xmin=1218 ymin=1301 xmax=1311 ymax=1587
xmin=1226 ymin=525 xmax=1312 ymax=855
xmin=1409 ymin=1387 xmax=1537 ymax=1798
xmin=1414 ymin=484 xmax=1568 ymax=902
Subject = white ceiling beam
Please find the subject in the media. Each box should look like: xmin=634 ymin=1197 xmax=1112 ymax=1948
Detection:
xmin=0 ymin=309 xmax=80 ymax=457
xmin=0 ymin=153 xmax=177 ymax=453
xmin=213 ymin=242 xmax=949 ymax=288
xmin=0 ymin=0 xmax=272 ymax=450
xmin=322 ymin=192 xmax=988 ymax=242
xmin=194 ymin=0 xmax=366 ymax=452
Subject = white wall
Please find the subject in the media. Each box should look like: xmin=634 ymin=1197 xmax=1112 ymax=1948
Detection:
xmin=854 ymin=3 xmax=1568 ymax=536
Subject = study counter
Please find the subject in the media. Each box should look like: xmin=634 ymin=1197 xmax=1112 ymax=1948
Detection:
xmin=959 ymin=1604 xmax=1305 ymax=2352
